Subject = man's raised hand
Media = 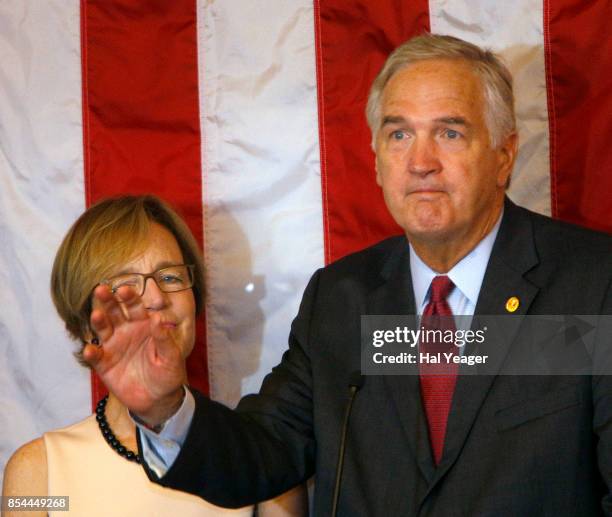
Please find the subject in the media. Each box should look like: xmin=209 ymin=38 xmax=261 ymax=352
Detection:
xmin=84 ymin=284 xmax=186 ymax=427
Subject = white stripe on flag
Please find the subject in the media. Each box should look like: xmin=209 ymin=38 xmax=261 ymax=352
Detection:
xmin=196 ymin=1 xmax=324 ymax=406
xmin=0 ymin=0 xmax=90 ymax=482
xmin=429 ymin=0 xmax=551 ymax=216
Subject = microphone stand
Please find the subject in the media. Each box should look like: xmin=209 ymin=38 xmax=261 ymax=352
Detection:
xmin=331 ymin=372 xmax=364 ymax=517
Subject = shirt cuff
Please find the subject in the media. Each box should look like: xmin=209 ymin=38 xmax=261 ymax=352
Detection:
xmin=131 ymin=387 xmax=195 ymax=477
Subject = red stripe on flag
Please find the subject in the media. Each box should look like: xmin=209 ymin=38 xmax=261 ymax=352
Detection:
xmin=544 ymin=0 xmax=612 ymax=233
xmin=80 ymin=0 xmax=209 ymax=407
xmin=314 ymin=0 xmax=430 ymax=264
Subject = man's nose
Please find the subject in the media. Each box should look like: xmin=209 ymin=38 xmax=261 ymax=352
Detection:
xmin=407 ymin=136 xmax=441 ymax=176
xmin=142 ymin=276 xmax=167 ymax=310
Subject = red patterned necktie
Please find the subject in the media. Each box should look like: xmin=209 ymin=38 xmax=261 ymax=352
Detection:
xmin=419 ymin=275 xmax=458 ymax=465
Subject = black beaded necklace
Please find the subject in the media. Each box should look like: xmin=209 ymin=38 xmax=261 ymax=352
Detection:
xmin=95 ymin=395 xmax=141 ymax=464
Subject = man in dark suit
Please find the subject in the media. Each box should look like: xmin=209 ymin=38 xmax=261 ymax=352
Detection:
xmin=87 ymin=34 xmax=612 ymax=515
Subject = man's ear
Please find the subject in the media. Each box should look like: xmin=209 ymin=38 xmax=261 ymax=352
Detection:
xmin=496 ymin=131 xmax=518 ymax=189
xmin=374 ymin=151 xmax=383 ymax=187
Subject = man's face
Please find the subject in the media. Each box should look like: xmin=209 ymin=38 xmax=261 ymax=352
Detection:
xmin=374 ymin=59 xmax=515 ymax=250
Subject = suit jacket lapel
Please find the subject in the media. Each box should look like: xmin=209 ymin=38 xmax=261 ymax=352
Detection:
xmin=366 ymin=238 xmax=437 ymax=483
xmin=426 ymin=198 xmax=541 ymax=490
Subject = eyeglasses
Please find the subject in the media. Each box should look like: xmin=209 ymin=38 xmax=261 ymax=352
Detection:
xmin=100 ymin=264 xmax=195 ymax=297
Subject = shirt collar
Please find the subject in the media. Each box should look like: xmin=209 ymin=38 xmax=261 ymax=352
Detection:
xmin=409 ymin=210 xmax=503 ymax=310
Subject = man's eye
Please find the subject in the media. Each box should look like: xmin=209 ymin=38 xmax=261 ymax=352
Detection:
xmin=390 ymin=130 xmax=405 ymax=140
xmin=445 ymin=129 xmax=461 ymax=139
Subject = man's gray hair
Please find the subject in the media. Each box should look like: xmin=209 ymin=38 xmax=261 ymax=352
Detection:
xmin=366 ymin=34 xmax=516 ymax=149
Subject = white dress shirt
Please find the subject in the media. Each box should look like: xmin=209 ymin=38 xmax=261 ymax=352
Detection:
xmin=410 ymin=212 xmax=502 ymax=318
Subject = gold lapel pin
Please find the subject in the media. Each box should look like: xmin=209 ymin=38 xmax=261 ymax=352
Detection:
xmin=505 ymin=296 xmax=520 ymax=313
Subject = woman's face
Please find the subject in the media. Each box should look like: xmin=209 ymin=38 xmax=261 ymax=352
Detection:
xmin=95 ymin=222 xmax=197 ymax=359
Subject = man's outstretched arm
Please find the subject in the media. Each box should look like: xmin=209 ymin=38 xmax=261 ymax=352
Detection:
xmin=89 ymin=271 xmax=323 ymax=507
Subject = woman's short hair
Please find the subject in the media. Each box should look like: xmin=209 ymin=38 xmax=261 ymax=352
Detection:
xmin=51 ymin=195 xmax=205 ymax=363
xmin=366 ymin=33 xmax=516 ymax=149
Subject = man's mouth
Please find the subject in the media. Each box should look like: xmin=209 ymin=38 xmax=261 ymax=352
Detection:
xmin=408 ymin=188 xmax=446 ymax=195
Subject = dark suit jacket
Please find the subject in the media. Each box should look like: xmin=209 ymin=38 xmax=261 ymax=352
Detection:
xmin=147 ymin=199 xmax=612 ymax=516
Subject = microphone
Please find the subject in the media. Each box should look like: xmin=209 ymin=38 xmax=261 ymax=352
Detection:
xmin=331 ymin=371 xmax=365 ymax=517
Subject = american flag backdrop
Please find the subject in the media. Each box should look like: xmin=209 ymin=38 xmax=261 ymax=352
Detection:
xmin=1 ymin=0 xmax=611 ymax=483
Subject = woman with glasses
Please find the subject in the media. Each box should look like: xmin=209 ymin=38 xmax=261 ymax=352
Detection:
xmin=2 ymin=195 xmax=306 ymax=516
